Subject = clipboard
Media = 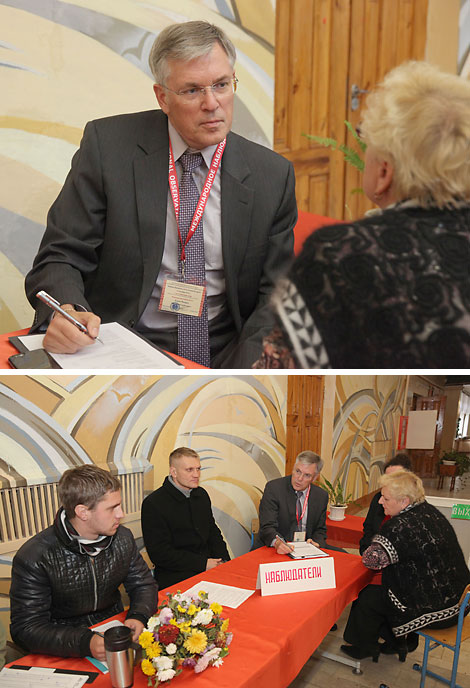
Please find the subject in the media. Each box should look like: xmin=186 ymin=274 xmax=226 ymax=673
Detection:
xmin=10 ymin=665 xmax=98 ymax=683
xmin=7 ymin=322 xmax=183 ymax=369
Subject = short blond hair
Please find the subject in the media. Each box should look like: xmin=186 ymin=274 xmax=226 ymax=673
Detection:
xmin=361 ymin=60 xmax=470 ymax=208
xmin=379 ymin=469 xmax=425 ymax=505
xmin=169 ymin=447 xmax=199 ymax=466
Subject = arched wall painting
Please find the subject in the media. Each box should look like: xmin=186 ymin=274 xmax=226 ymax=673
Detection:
xmin=333 ymin=375 xmax=407 ymax=500
xmin=0 ymin=373 xmax=407 ymax=624
xmin=0 ymin=0 xmax=275 ymax=333
xmin=0 ymin=374 xmax=287 ymax=563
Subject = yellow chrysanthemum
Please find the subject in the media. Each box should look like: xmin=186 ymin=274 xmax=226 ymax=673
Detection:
xmin=179 ymin=621 xmax=191 ymax=634
xmin=141 ymin=659 xmax=156 ymax=676
xmin=187 ymin=604 xmax=197 ymax=616
xmin=184 ymin=629 xmax=208 ymax=654
xmin=221 ymin=618 xmax=229 ymax=632
xmin=146 ymin=642 xmax=162 ymax=659
xmin=177 ymin=604 xmax=186 ymax=614
xmin=170 ymin=618 xmax=178 ymax=626
xmin=139 ymin=631 xmax=155 ymax=649
xmin=210 ymin=602 xmax=223 ymax=615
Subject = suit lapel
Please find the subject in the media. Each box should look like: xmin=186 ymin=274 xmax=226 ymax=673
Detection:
xmin=305 ymin=485 xmax=316 ymax=536
xmin=134 ymin=112 xmax=169 ymax=313
xmin=221 ymin=134 xmax=253 ymax=322
xmin=286 ymin=479 xmax=298 ymax=536
xmin=133 ymin=124 xmax=255 ymax=320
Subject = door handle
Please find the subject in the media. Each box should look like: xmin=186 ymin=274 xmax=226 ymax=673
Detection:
xmin=351 ymin=83 xmax=369 ymax=111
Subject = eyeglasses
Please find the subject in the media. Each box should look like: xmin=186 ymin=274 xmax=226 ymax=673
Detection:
xmin=162 ymin=77 xmax=238 ymax=103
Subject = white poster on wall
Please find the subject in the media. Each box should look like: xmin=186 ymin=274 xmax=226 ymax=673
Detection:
xmin=406 ymin=410 xmax=438 ymax=449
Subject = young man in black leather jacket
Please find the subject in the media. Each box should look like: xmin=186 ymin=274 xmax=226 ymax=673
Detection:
xmin=10 ymin=465 xmax=157 ymax=659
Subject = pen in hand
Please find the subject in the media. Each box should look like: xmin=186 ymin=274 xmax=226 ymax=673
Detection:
xmin=275 ymin=534 xmax=294 ymax=552
xmin=37 ymin=291 xmax=103 ymax=344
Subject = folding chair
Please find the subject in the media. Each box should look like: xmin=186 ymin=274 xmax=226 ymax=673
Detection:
xmin=412 ymin=584 xmax=470 ymax=688
xmin=250 ymin=518 xmax=259 ymax=549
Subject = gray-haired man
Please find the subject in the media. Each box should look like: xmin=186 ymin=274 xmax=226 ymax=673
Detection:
xmin=26 ymin=20 xmax=296 ymax=368
xmin=256 ymin=451 xmax=329 ymax=553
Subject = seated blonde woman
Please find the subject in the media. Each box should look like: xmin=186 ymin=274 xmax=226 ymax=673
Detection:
xmin=254 ymin=60 xmax=470 ymax=369
xmin=341 ymin=471 xmax=470 ymax=662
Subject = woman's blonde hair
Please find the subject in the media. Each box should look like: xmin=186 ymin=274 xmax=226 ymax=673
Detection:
xmin=361 ymin=60 xmax=470 ymax=208
xmin=379 ymin=469 xmax=425 ymax=505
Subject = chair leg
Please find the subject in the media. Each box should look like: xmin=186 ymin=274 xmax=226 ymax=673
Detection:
xmin=450 ymin=640 xmax=461 ymax=688
xmin=412 ymin=634 xmax=464 ymax=688
xmin=421 ymin=636 xmax=431 ymax=688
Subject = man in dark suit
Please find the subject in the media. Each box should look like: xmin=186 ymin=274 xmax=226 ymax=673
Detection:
xmin=141 ymin=447 xmax=230 ymax=590
xmin=25 ymin=20 xmax=296 ymax=368
xmin=256 ymin=450 xmax=329 ymax=553
xmin=359 ymin=452 xmax=412 ymax=554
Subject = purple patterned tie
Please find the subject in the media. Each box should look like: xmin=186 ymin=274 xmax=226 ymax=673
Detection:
xmin=177 ymin=151 xmax=210 ymax=366
xmin=296 ymin=491 xmax=305 ymax=532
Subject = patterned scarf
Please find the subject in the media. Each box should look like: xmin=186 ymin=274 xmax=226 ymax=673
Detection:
xmin=56 ymin=507 xmax=114 ymax=556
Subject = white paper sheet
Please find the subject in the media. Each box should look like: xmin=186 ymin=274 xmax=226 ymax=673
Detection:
xmin=287 ymin=542 xmax=329 ymax=559
xmin=183 ymin=580 xmax=255 ymax=608
xmin=0 ymin=667 xmax=87 ymax=688
xmin=16 ymin=323 xmax=182 ymax=369
xmin=85 ymin=618 xmax=125 ymax=672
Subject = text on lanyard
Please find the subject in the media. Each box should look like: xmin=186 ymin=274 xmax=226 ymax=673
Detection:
xmin=168 ymin=139 xmax=226 ymax=263
xmin=296 ymin=484 xmax=311 ymax=527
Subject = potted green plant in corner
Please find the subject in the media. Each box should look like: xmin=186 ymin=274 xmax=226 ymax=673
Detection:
xmin=319 ymin=477 xmax=353 ymax=521
xmin=441 ymin=450 xmax=470 ymax=476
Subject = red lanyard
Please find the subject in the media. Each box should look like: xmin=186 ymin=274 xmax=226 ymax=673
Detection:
xmin=296 ymin=484 xmax=310 ymax=527
xmin=168 ymin=139 xmax=226 ymax=263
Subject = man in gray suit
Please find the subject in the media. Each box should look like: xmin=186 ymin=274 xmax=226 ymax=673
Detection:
xmin=256 ymin=451 xmax=328 ymax=554
xmin=25 ymin=20 xmax=296 ymax=368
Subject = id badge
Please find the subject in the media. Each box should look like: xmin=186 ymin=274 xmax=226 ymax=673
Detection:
xmin=159 ymin=278 xmax=206 ymax=317
xmin=293 ymin=531 xmax=306 ymax=542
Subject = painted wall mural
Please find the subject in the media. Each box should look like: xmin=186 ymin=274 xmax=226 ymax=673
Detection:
xmin=0 ymin=374 xmax=287 ymax=555
xmin=0 ymin=0 xmax=276 ymax=333
xmin=332 ymin=375 xmax=407 ymax=500
xmin=0 ymin=372 xmax=408 ymax=629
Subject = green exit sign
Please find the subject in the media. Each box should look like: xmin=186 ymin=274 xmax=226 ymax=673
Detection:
xmin=451 ymin=504 xmax=470 ymax=520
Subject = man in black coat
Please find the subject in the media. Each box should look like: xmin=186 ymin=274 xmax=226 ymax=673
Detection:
xmin=141 ymin=447 xmax=230 ymax=589
xmin=256 ymin=451 xmax=328 ymax=553
xmin=359 ymin=453 xmax=412 ymax=554
xmin=10 ymin=465 xmax=157 ymax=659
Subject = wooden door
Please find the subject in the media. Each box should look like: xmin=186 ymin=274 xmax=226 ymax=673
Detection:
xmin=275 ymin=0 xmax=428 ymax=221
xmin=409 ymin=395 xmax=447 ymax=478
xmin=286 ymin=376 xmax=324 ymax=475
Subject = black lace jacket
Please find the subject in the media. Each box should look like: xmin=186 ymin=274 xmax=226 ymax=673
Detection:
xmin=256 ymin=202 xmax=470 ymax=368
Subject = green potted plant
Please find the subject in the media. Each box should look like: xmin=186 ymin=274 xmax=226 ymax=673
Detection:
xmin=319 ymin=477 xmax=353 ymax=521
xmin=303 ymin=120 xmax=366 ymax=173
xmin=441 ymin=450 xmax=470 ymax=476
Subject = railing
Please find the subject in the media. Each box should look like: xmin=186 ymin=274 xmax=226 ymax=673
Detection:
xmin=0 ymin=471 xmax=144 ymax=548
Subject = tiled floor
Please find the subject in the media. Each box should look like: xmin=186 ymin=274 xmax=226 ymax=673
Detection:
xmin=288 ymin=475 xmax=470 ymax=688
xmin=288 ymin=604 xmax=470 ymax=688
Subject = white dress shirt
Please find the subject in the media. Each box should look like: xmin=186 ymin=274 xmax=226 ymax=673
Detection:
xmin=138 ymin=122 xmax=226 ymax=331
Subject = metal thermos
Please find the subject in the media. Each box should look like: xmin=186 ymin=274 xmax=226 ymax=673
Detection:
xmin=104 ymin=626 xmax=134 ymax=688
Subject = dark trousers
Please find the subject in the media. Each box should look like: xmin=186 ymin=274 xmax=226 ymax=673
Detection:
xmin=343 ymin=584 xmax=391 ymax=652
xmin=344 ymin=584 xmax=462 ymax=652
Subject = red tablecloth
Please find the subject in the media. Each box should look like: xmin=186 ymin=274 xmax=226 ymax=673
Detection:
xmin=0 ymin=329 xmax=205 ymax=369
xmin=14 ymin=547 xmax=372 ymax=688
xmin=326 ymin=513 xmax=364 ymax=549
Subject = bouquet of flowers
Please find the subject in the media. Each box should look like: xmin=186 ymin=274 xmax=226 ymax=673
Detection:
xmin=139 ymin=589 xmax=233 ymax=685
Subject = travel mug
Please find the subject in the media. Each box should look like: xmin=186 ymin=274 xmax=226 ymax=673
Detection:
xmin=104 ymin=626 xmax=134 ymax=688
